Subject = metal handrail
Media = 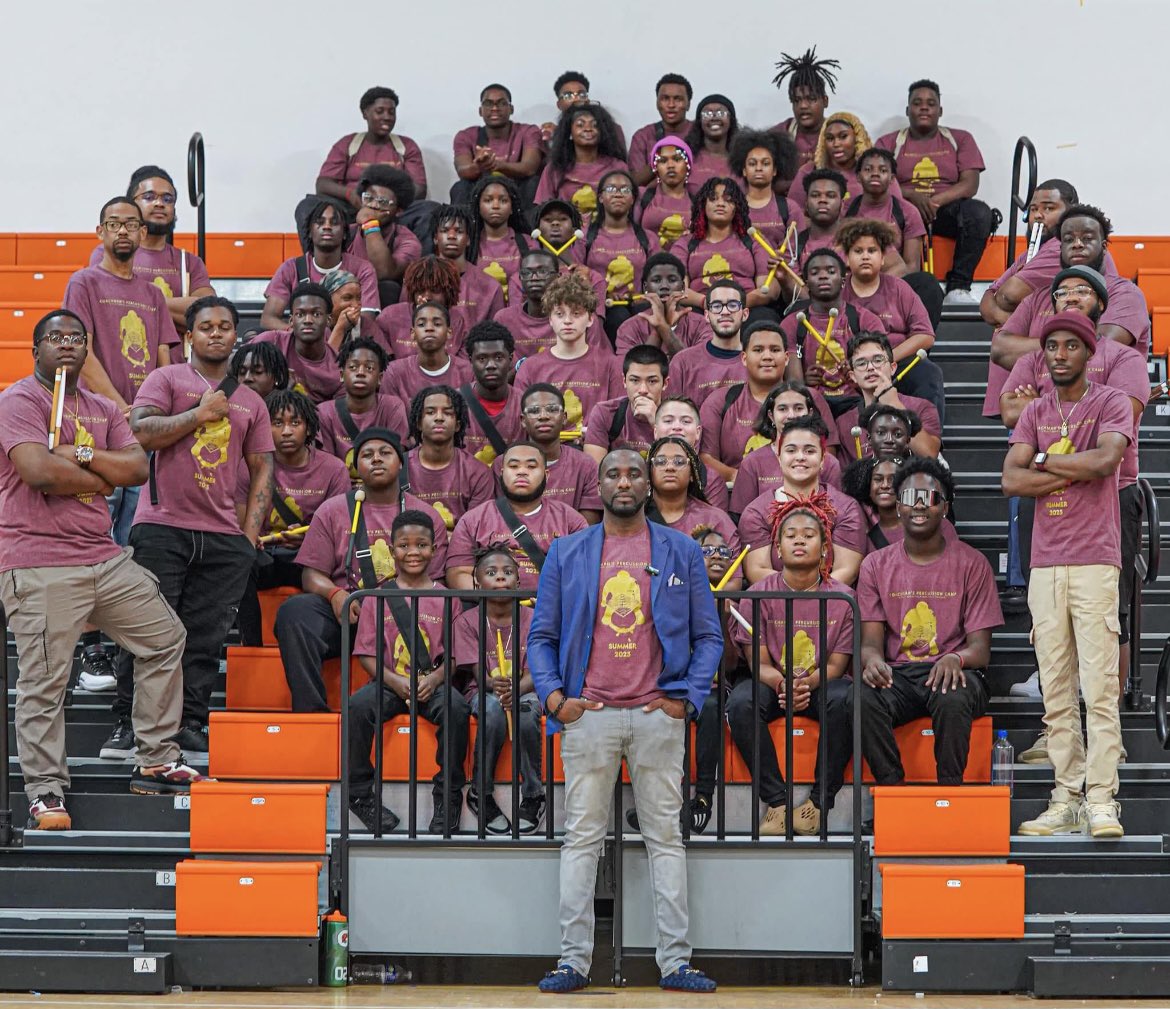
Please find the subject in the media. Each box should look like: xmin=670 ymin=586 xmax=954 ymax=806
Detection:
xmin=1137 ymin=479 xmax=1163 ymax=711
xmin=187 ymin=133 xmax=206 ymax=263
xmin=1006 ymin=137 xmax=1037 ymax=270
xmin=0 ymin=606 xmax=9 ymax=846
xmin=1155 ymin=640 xmax=1170 ymax=748
xmin=1141 ymin=478 xmax=1161 ymax=586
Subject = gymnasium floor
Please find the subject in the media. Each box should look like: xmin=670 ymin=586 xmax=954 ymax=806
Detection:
xmin=0 ymin=990 xmax=1151 ymax=1008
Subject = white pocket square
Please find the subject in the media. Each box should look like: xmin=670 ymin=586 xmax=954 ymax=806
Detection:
xmin=668 ymin=574 xmax=684 ymax=587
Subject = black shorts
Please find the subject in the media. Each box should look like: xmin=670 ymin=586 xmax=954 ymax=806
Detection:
xmin=1118 ymin=483 xmax=1143 ymax=644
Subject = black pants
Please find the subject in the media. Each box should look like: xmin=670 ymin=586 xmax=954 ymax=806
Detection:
xmin=930 ymin=199 xmax=994 ymax=291
xmin=274 ymin=592 xmax=352 ymax=712
xmin=349 ymin=682 xmax=470 ymax=796
xmin=902 ymin=270 xmax=944 ymax=330
xmin=854 ymin=661 xmax=989 ymax=785
xmin=114 ymin=523 xmax=255 ymax=725
xmin=897 ymin=353 xmax=948 ymax=432
xmin=377 ymin=280 xmax=402 ymax=309
xmin=726 ymin=675 xmax=852 ymax=810
xmin=397 ymin=200 xmax=439 ymax=255
xmin=603 ymin=305 xmax=634 ymax=351
xmin=693 ymin=691 xmax=722 ymax=798
xmin=238 ymin=547 xmax=302 ymax=648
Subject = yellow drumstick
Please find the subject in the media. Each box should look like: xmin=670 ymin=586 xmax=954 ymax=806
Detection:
xmin=557 ymin=230 xmax=585 ymax=256
xmin=850 ymin=426 xmax=864 ymax=460
xmin=711 ymin=544 xmax=750 ymax=591
xmin=48 ymin=366 xmax=66 ymax=450
xmin=764 ymin=257 xmax=804 ymax=292
xmin=494 ymin=628 xmax=513 ymax=741
xmin=605 ymin=294 xmax=646 ymax=307
xmin=747 ymin=226 xmax=779 ymax=258
xmin=896 ymin=349 xmax=928 ymax=382
xmin=531 ymin=230 xmax=561 ymax=258
xmin=350 ymin=487 xmax=365 ymax=535
xmin=259 ymin=524 xmax=310 ymax=546
xmin=797 ymin=312 xmax=845 ymax=363
xmin=824 ymin=306 xmax=839 ymax=343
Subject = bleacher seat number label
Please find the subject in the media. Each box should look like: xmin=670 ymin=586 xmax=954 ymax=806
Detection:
xmin=935 ymin=800 xmax=950 ymax=808
xmin=267 ymin=725 xmax=281 ymax=733
xmin=251 ymin=797 xmax=266 ymax=806
xmin=239 ymin=877 xmax=254 ymax=886
xmin=397 ymin=726 xmax=411 ymax=734
xmin=946 ymin=880 xmax=961 ymax=888
xmin=133 ymin=957 xmax=157 ymax=974
xmin=792 ymin=729 xmax=805 ymax=736
xmin=155 ymin=871 xmax=175 ymax=886
xmin=173 ymin=795 xmax=190 ymax=810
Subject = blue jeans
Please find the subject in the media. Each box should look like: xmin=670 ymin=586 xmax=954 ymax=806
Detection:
xmin=106 ymin=485 xmax=141 ymax=547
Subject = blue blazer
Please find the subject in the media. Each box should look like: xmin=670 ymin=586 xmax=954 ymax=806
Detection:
xmin=528 ymin=522 xmax=723 ymax=732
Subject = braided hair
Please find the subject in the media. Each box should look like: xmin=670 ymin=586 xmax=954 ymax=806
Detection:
xmin=267 ymin=388 xmax=320 ymax=443
xmin=408 ymin=384 xmax=467 ymax=449
xmin=467 ymin=175 xmax=529 ymax=263
xmin=768 ymin=493 xmax=838 ymax=582
xmin=472 ymin=541 xmax=518 ymax=577
xmin=298 ymin=196 xmax=354 ymax=255
xmin=547 ymin=104 xmax=627 ymax=172
xmin=431 ymin=202 xmax=476 ymax=245
xmin=403 ymin=256 xmax=461 ymax=307
xmin=771 ymin=47 xmax=841 ymax=101
xmin=230 ymin=339 xmax=290 ymax=391
xmin=688 ymin=176 xmax=752 ymax=251
xmin=646 ymin=436 xmax=707 ymax=527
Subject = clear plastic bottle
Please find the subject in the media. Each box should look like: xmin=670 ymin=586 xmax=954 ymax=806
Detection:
xmin=992 ymin=729 xmax=1014 ymax=796
xmin=349 ymin=962 xmax=412 ymax=985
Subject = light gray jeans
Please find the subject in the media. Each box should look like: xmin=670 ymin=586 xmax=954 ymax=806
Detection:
xmin=558 ymin=704 xmax=690 ymax=978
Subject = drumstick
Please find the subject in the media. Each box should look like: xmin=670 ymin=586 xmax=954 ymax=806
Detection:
xmin=350 ymin=487 xmax=365 ymax=535
xmin=1025 ymin=221 xmax=1043 ymax=263
xmin=925 ymin=225 xmax=935 ymax=275
xmin=896 ymin=348 xmax=928 ymax=382
xmin=259 ymin=524 xmax=310 ymax=545
xmin=777 ymin=220 xmax=798 ymax=257
xmin=824 ymin=306 xmax=839 ymax=343
xmin=728 ymin=604 xmax=754 ymax=636
xmin=605 ymin=294 xmax=646 ymax=307
xmin=797 ymin=312 xmax=845 ymax=364
xmin=711 ymin=545 xmax=750 ymax=591
xmin=531 ymin=231 xmax=561 ymax=257
xmin=850 ymin=425 xmax=864 ymax=460
xmin=48 ymin=366 xmax=66 ymax=450
xmin=557 ymin=230 xmax=585 ymax=256
xmin=747 ymin=227 xmax=779 ymax=258
xmin=494 ymin=628 xmax=513 ymax=741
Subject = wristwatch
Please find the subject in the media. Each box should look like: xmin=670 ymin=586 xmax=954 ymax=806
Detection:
xmin=1032 ymin=451 xmax=1048 ymax=471
xmin=75 ymin=445 xmax=94 ymax=468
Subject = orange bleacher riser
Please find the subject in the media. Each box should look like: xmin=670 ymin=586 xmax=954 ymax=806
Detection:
xmin=0 ymin=306 xmax=58 ymax=342
xmin=0 ymin=340 xmax=34 ymax=386
xmin=1137 ymin=268 xmax=1170 ymax=310
xmin=283 ymin=234 xmax=303 ymax=261
xmin=16 ymin=235 xmax=98 ymax=268
xmin=1110 ymin=238 xmax=1170 ymax=280
xmin=225 ymin=648 xmax=361 ymax=712
xmin=175 ymin=859 xmax=321 ymax=937
xmin=189 ymin=781 xmax=328 ymax=854
xmin=0 ymin=236 xmax=15 ymax=267
xmin=880 ymin=863 xmax=1025 ymax=939
xmin=258 ymin=586 xmax=299 ymax=646
xmin=1152 ymin=308 xmax=1170 ymax=357
xmin=928 ymin=235 xmax=1012 ymax=284
xmin=203 ymin=235 xmax=286 ymax=277
xmin=726 ymin=716 xmax=821 ymax=783
xmin=0 ymin=268 xmax=74 ymax=302
xmin=379 ymin=716 xmax=442 ymax=781
xmin=873 ymin=785 xmax=1011 ymax=856
xmin=209 ymin=711 xmax=340 ymax=779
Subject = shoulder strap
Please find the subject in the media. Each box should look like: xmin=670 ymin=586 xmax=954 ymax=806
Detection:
xmin=639 ymin=187 xmax=656 ymax=212
xmin=390 ymin=134 xmax=406 ymax=158
xmin=844 ymin=196 xmax=863 ymax=219
xmin=149 ymin=374 xmax=239 ymax=507
xmin=937 ymin=126 xmax=958 ymax=152
xmin=633 ymin=224 xmax=651 ymax=256
xmin=719 ymin=382 xmax=744 ymax=422
xmin=868 ymin=524 xmax=891 ymax=550
xmin=891 ymin=198 xmax=905 ymax=235
xmin=294 ymin=254 xmax=311 ymax=287
xmin=892 ymin=128 xmax=908 ymax=162
xmin=460 ymin=384 xmax=507 ymax=456
xmin=786 ymin=120 xmax=799 ymax=140
xmin=845 ymin=304 xmax=861 ymax=333
xmin=344 ymin=488 xmax=378 ymax=592
xmin=269 ymin=485 xmax=300 ymax=531
xmin=347 ymin=132 xmax=366 ymax=158
xmin=386 ymin=590 xmax=436 ymax=673
xmin=607 ymin=399 xmax=629 ymax=446
xmin=334 ymin=396 xmax=360 ymax=440
xmin=180 ymin=249 xmax=189 ymax=298
xmin=476 ymin=125 xmax=488 ymax=147
xmin=654 ymin=121 xmax=666 ymax=142
xmin=494 ymin=496 xmax=548 ymax=571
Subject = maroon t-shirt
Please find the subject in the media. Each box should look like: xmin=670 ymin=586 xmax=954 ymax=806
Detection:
xmin=1005 ymin=340 xmax=1147 ymax=489
xmin=858 ymin=538 xmax=1002 ymax=664
xmin=380 ymin=354 xmax=473 ymax=406
xmin=447 ymin=498 xmax=588 ymax=589
xmin=453 ymin=122 xmax=543 ymax=166
xmin=234 ymin=448 xmax=351 ymax=536
xmin=670 ymin=235 xmax=769 ymax=294
xmin=1010 ymin=383 xmax=1135 ymax=569
xmin=458 ymin=265 xmax=506 ymax=326
xmin=534 ymin=156 xmax=629 ymax=223
xmin=493 ymin=446 xmax=602 ymax=515
xmin=659 ymin=498 xmax=741 ymax=554
xmin=615 ymin=307 xmax=713 ymax=356
xmin=319 ymin=132 xmax=427 ymax=193
xmin=265 ymin=253 xmax=380 ymax=314
xmin=738 ymin=484 xmax=867 ymax=571
xmin=585 ymin=226 xmax=651 ymax=302
xmin=734 ymin=574 xmax=856 ymax=667
xmin=844 ymin=273 xmax=934 ymax=350
xmin=582 ymin=526 xmax=665 ymax=706
xmin=791 ymin=161 xmax=865 ymax=205
xmin=845 ymin=192 xmax=927 ymax=249
xmin=780 ymin=303 xmax=886 ymax=397
xmin=374 ymin=301 xmax=471 ymax=360
xmin=748 ymin=195 xmax=801 ymax=253
xmin=451 ymin=605 xmax=535 ymax=699
xmin=506 ymin=265 xmax=607 ymax=319
xmin=316 ymin=395 xmax=409 ymax=476
xmin=628 ymin=120 xmax=694 ymax=175
xmin=585 ymin=397 xmax=656 ymax=456
xmin=406 ymin=447 xmax=496 ymax=531
xmin=699 ymin=384 xmax=774 ymax=467
xmin=688 ymin=148 xmax=736 ymax=191
xmin=251 ymin=330 xmax=342 ymax=404
xmin=352 ymin=589 xmax=447 ymax=671
xmin=496 ymin=302 xmax=608 ymax=361
xmin=345 ymin=223 xmax=422 ymax=272
xmin=834 ymin=393 xmax=941 ymax=456
xmin=296 ymin=491 xmax=448 ymax=587
xmin=730 ymin=446 xmax=843 ymax=515
xmin=875 ymin=127 xmax=985 ymax=197
xmin=0 ymin=377 xmax=136 ymax=572
xmin=704 ymin=463 xmax=732 ymax=512
xmin=131 ymin=365 xmax=273 ymax=535
xmin=770 ymin=118 xmax=818 ymax=169
xmin=475 ymin=234 xmax=527 ymax=297
xmin=515 ymin=342 xmax=622 ymax=433
xmin=794 ymin=228 xmax=841 ymax=271
xmin=460 ymin=385 xmax=524 ymax=466
xmin=667 ymin=341 xmax=746 ymax=408
xmin=635 ymin=188 xmax=694 ymax=251
xmin=87 ymin=244 xmax=211 ymax=300
xmin=63 ymin=265 xmax=181 ymax=405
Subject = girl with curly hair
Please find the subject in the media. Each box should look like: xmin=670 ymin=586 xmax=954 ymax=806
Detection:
xmin=534 ymin=104 xmax=628 ymax=225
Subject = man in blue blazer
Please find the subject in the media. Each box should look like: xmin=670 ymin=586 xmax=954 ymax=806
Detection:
xmin=529 ymin=448 xmax=722 ymax=994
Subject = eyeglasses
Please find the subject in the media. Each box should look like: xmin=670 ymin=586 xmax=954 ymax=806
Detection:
xmin=102 ymin=219 xmax=142 ymax=233
xmin=707 ymin=300 xmax=743 ymax=314
xmin=898 ymin=487 xmax=944 ymax=508
xmin=1053 ymin=284 xmax=1095 ymax=301
xmin=361 ymin=193 xmax=395 ymax=210
xmin=701 ymin=109 xmax=729 ymax=120
xmin=559 ymin=90 xmax=589 ymax=101
xmin=138 ymin=192 xmax=176 ymax=206
xmin=41 ymin=331 xmax=86 ymax=347
xmin=481 ymin=98 xmax=511 ymax=109
xmin=602 ymin=185 xmax=633 ymax=195
xmin=523 ymin=404 xmax=563 ymax=417
xmin=650 ymin=454 xmax=689 ymax=469
xmin=519 ymin=267 xmax=555 ymax=279
xmin=701 ymin=544 xmax=733 ymax=559
xmin=850 ymin=354 xmax=892 ymax=371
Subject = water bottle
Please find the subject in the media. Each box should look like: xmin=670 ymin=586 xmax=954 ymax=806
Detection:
xmin=992 ymin=729 xmax=1014 ymax=796
xmin=350 ymin=962 xmax=412 ymax=985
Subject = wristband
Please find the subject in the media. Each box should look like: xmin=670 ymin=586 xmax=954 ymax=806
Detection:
xmin=328 ymin=587 xmax=346 ymax=605
xmin=361 ymin=224 xmax=382 ymax=235
xmin=550 ymin=695 xmax=568 ymax=720
xmin=947 ymin=651 xmax=964 ymax=668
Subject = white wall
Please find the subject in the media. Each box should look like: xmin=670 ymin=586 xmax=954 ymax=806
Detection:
xmin=1 ymin=0 xmax=1163 ymax=235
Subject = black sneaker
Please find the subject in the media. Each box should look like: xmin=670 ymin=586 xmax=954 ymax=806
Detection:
xmin=626 ymin=807 xmax=641 ymax=832
xmin=428 ymin=791 xmax=464 ymax=834
xmin=467 ymin=788 xmax=510 ymax=834
xmin=627 ymin=805 xmax=693 ymax=834
xmin=518 ymin=796 xmax=546 ymax=834
xmin=690 ymin=794 xmax=712 ymax=834
xmin=99 ymin=718 xmax=137 ymax=760
xmin=78 ymin=647 xmax=117 ymax=692
xmin=999 ymin=586 xmax=1030 ymax=614
xmin=349 ymin=793 xmax=400 ymax=834
xmin=171 ymin=721 xmax=208 ymax=753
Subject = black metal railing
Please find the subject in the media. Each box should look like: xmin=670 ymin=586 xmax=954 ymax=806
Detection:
xmin=0 ymin=606 xmax=9 ymax=847
xmin=1128 ymin=479 xmax=1161 ymax=710
xmin=187 ymin=132 xmax=206 ymax=264
xmin=1006 ymin=137 xmax=1037 ymax=270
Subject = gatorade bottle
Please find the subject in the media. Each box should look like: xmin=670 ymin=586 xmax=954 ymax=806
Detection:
xmin=321 ymin=910 xmax=348 ymax=987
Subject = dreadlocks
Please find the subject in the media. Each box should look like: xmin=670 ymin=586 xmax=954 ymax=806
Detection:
xmin=813 ymin=113 xmax=873 ymax=172
xmin=768 ymin=493 xmax=838 ymax=582
xmin=431 ymin=202 xmax=476 ymax=245
xmin=689 ymin=177 xmax=752 ymax=246
xmin=298 ymin=196 xmax=354 ymax=255
xmin=230 ymin=339 xmax=290 ymax=392
xmin=772 ymin=47 xmax=840 ymax=101
xmin=402 ymin=256 xmax=461 ymax=307
xmin=408 ymin=384 xmax=467 ymax=449
xmin=267 ymin=388 xmax=320 ymax=444
xmin=547 ymin=104 xmax=627 ymax=172
xmin=473 ymin=540 xmax=518 ymax=576
xmin=467 ymin=175 xmax=529 ymax=263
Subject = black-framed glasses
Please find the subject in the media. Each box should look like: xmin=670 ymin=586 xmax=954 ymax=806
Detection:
xmin=707 ymin=299 xmax=743 ymax=314
xmin=519 ymin=267 xmax=555 ymax=279
xmin=102 ymin=219 xmax=142 ymax=233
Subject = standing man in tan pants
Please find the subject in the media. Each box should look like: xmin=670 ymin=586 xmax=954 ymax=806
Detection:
xmin=1002 ymin=311 xmax=1132 ymax=838
xmin=0 ymin=310 xmax=204 ymax=830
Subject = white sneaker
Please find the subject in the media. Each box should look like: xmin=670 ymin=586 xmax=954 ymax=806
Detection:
xmin=1018 ymin=728 xmax=1051 ymax=765
xmin=78 ymin=670 xmax=116 ymax=692
xmin=1018 ymin=799 xmax=1084 ymax=835
xmin=1086 ymin=801 xmax=1123 ymax=838
xmin=943 ymin=288 xmax=978 ymax=306
xmin=1010 ymin=671 xmax=1042 ymax=699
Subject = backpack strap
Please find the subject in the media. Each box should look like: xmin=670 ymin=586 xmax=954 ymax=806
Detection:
xmin=653 ymin=121 xmax=666 ymax=142
xmin=937 ymin=126 xmax=958 ymax=152
xmin=269 ymin=485 xmax=300 ymax=532
xmin=494 ymin=496 xmax=548 ymax=572
xmin=149 ymin=375 xmax=239 ymax=507
xmin=891 ymin=128 xmax=909 ymax=162
xmin=867 ymin=523 xmax=891 ymax=550
xmin=390 ymin=134 xmax=406 ymax=159
xmin=891 ymin=198 xmax=905 ymax=236
xmin=294 ymin=255 xmax=311 ymax=288
xmin=386 ymin=587 xmax=436 ymax=673
xmin=607 ymin=398 xmax=630 ymax=447
xmin=844 ymin=196 xmax=863 ymax=219
xmin=639 ymin=187 xmax=656 ymax=213
xmin=334 ymin=397 xmax=361 ymax=441
xmin=845 ymin=304 xmax=861 ymax=334
xmin=718 ymin=383 xmax=744 ymax=423
xmin=459 ymin=384 xmax=508 ymax=457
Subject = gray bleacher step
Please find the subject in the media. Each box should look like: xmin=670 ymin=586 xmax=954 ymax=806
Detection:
xmin=1025 ymin=872 xmax=1170 ymax=915
xmin=1030 ymin=955 xmax=1170 ymax=998
xmin=1011 ymin=797 xmax=1170 ymax=838
xmin=1012 ymin=834 xmax=1165 ymax=855
xmin=21 ymin=830 xmax=190 ymax=853
xmin=0 ymin=948 xmax=170 ymax=993
xmin=6 ymin=793 xmax=188 ymax=832
xmin=935 ymin=317 xmax=993 ymax=342
xmin=1026 ymin=912 xmax=1170 ymax=935
xmin=0 ymin=908 xmax=174 ymax=932
xmin=0 ymin=866 xmax=176 ymax=910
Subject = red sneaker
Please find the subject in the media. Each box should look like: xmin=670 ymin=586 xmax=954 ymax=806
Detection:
xmin=130 ymin=761 xmax=211 ymax=794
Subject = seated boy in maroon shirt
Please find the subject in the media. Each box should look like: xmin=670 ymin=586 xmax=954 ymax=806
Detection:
xmin=769 ymin=48 xmax=840 ymax=189
xmin=433 ymin=204 xmax=505 ymax=327
xmin=585 ymin=346 xmax=668 ymax=462
xmin=452 ymin=83 xmax=544 ymax=205
xmin=628 ymin=74 xmax=694 ymax=186
xmin=794 ymin=170 xmax=847 ymax=269
xmin=460 ymin=320 xmax=524 ymax=466
xmin=252 ymin=283 xmax=343 ymax=405
xmin=615 ymin=253 xmax=714 ymax=357
xmin=380 ymin=303 xmax=473 ymax=403
xmin=854 ymin=458 xmax=1002 ymax=788
xmin=346 ymin=165 xmax=422 ymax=305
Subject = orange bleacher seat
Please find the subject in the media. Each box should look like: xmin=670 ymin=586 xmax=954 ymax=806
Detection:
xmin=0 ymin=306 xmax=58 ymax=342
xmin=175 ymin=859 xmax=321 ymax=937
xmin=209 ymin=711 xmax=340 ymax=779
xmin=0 ymin=236 xmax=16 ymax=267
xmin=0 ymin=268 xmax=74 ymax=302
xmin=928 ymin=235 xmax=1011 ymax=284
xmin=1109 ymin=238 xmax=1170 ymax=280
xmin=15 ymin=234 xmax=97 ymax=268
xmin=873 ymin=785 xmax=1010 ymax=856
xmin=0 ymin=340 xmax=33 ymax=387
xmin=226 ymin=648 xmax=362 ymax=712
xmin=203 ymin=235 xmax=286 ymax=277
xmin=189 ymin=781 xmax=328 ymax=854
xmin=258 ymin=586 xmax=299 ymax=646
xmin=1138 ymin=268 xmax=1170 ymax=311
xmin=1152 ymin=307 xmax=1170 ymax=357
xmin=283 ymin=234 xmax=304 ymax=261
xmin=880 ymin=863 xmax=1025 ymax=939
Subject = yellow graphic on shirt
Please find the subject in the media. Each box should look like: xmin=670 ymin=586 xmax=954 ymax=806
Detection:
xmin=658 ymin=214 xmax=686 ymax=249
xmin=600 ymin=569 xmax=645 ymax=636
xmin=474 ymin=443 xmax=497 ymax=466
xmin=780 ymin=630 xmax=817 ymax=676
xmin=1046 ymin=436 xmax=1076 ymax=456
xmin=563 ymin=388 xmax=584 ymax=431
xmin=483 ymin=261 xmax=508 ymax=293
xmin=152 ymin=275 xmax=174 ymax=299
xmin=605 ymin=255 xmax=635 ymax=295
xmin=392 ymin=625 xmax=432 ymax=677
xmin=191 ymin=416 xmax=231 ymax=488
xmin=355 ymin=538 xmax=395 ymax=588
xmin=291 ymin=376 xmax=310 ymax=398
xmin=900 ymin=601 xmax=939 ymax=659
xmin=344 ymin=448 xmax=358 ymax=480
xmin=910 ymin=157 xmax=940 ymax=193
xmin=120 ymin=310 xmax=150 ymax=369
xmin=269 ymin=495 xmax=303 ymax=532
xmin=433 ymin=501 xmax=455 ymax=531
xmin=700 ymin=253 xmax=733 ymax=288
xmin=743 ymin=433 xmax=770 ymax=457
xmin=571 ymin=184 xmax=597 ymax=217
